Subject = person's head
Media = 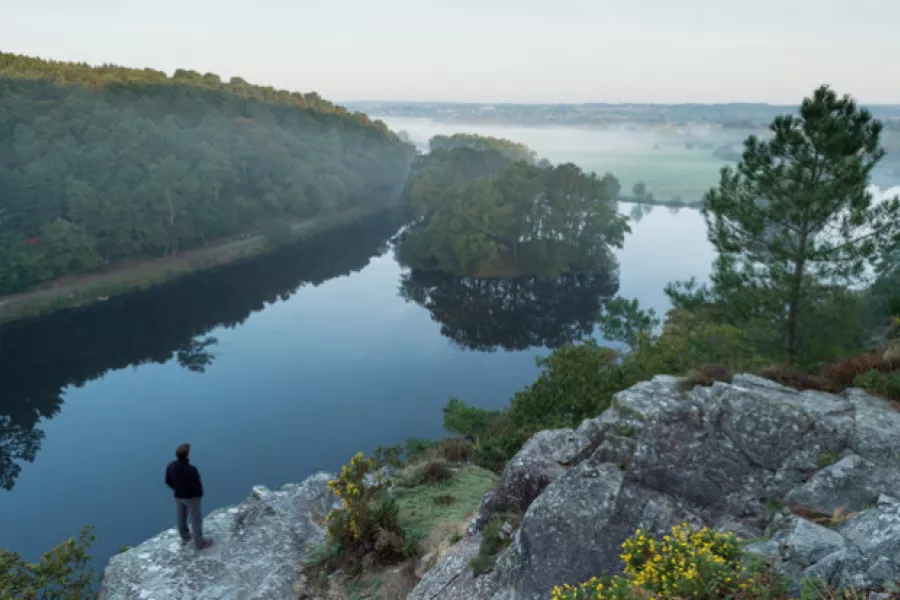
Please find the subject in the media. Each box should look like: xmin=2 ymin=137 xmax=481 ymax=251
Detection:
xmin=175 ymin=443 xmax=191 ymax=462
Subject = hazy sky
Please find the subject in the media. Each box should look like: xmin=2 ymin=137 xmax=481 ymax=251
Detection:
xmin=2 ymin=0 xmax=898 ymax=104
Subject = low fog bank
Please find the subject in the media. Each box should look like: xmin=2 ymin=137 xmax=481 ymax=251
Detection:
xmin=379 ymin=116 xmax=900 ymax=205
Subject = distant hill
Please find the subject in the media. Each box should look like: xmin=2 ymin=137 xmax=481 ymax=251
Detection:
xmin=345 ymin=100 xmax=900 ymax=129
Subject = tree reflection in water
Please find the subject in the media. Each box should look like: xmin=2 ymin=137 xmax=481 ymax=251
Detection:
xmin=399 ymin=269 xmax=619 ymax=352
xmin=0 ymin=214 xmax=399 ymax=491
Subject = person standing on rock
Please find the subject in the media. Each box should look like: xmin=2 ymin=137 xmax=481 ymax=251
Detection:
xmin=165 ymin=443 xmax=214 ymax=550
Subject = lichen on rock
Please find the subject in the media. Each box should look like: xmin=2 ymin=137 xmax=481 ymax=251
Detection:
xmin=411 ymin=374 xmax=900 ymax=599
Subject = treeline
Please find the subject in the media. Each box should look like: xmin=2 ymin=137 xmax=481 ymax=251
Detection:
xmin=397 ymin=134 xmax=628 ymax=277
xmin=0 ymin=52 xmax=415 ymax=294
xmin=428 ymin=133 xmax=537 ymax=164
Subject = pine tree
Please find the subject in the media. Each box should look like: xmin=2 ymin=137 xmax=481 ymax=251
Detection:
xmin=699 ymin=85 xmax=900 ymax=363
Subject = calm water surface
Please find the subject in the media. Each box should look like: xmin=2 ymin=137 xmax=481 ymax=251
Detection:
xmin=0 ymin=208 xmax=711 ymax=572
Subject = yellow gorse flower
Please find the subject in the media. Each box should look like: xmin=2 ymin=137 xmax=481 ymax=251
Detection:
xmin=551 ymin=523 xmax=758 ymax=600
xmin=323 ymin=451 xmax=379 ymax=541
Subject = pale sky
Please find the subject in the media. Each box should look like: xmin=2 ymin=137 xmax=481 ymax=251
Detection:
xmin=2 ymin=0 xmax=898 ymax=104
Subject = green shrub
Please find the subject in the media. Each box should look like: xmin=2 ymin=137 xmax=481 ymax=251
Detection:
xmin=435 ymin=438 xmax=474 ymax=463
xmin=817 ymin=452 xmax=839 ymax=469
xmin=411 ymin=460 xmax=453 ymax=486
xmin=468 ymin=516 xmax=512 ymax=575
xmin=472 ymin=432 xmax=525 ymax=473
xmin=0 ymin=526 xmax=98 ymax=600
xmin=432 ymin=493 xmax=456 ymax=506
xmin=854 ymin=369 xmax=900 ymax=401
xmin=442 ymin=399 xmax=501 ymax=444
xmin=551 ymin=523 xmax=786 ymax=600
xmin=373 ymin=444 xmax=404 ymax=469
xmin=404 ymin=438 xmax=437 ymax=462
xmin=509 ymin=341 xmax=624 ymax=432
xmin=315 ymin=452 xmax=415 ymax=575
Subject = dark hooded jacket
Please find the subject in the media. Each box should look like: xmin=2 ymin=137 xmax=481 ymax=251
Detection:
xmin=165 ymin=458 xmax=203 ymax=499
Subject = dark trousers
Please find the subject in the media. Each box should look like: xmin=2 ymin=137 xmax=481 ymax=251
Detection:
xmin=175 ymin=497 xmax=205 ymax=548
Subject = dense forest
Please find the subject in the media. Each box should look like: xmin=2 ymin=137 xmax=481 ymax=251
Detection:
xmin=396 ymin=134 xmax=628 ymax=277
xmin=0 ymin=52 xmax=415 ymax=295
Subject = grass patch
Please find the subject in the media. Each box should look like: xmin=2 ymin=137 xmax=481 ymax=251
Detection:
xmin=468 ymin=514 xmax=520 ymax=575
xmin=345 ymin=576 xmax=381 ymax=600
xmin=612 ymin=422 xmax=638 ymax=439
xmin=411 ymin=460 xmax=453 ymax=485
xmin=817 ymin=452 xmax=839 ymax=469
xmin=432 ymin=493 xmax=456 ymax=506
xmin=393 ymin=464 xmax=497 ymax=538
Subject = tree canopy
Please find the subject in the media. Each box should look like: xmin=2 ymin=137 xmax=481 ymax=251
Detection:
xmin=0 ymin=52 xmax=415 ymax=294
xmin=668 ymin=85 xmax=900 ymax=365
xmin=396 ymin=137 xmax=628 ymax=277
xmin=428 ymin=133 xmax=536 ymax=164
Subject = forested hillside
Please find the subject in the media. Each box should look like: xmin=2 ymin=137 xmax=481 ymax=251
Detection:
xmin=0 ymin=52 xmax=415 ymax=295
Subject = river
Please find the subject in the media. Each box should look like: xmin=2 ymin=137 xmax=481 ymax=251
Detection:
xmin=0 ymin=205 xmax=712 ymax=571
xmin=0 ymin=115 xmax=720 ymax=574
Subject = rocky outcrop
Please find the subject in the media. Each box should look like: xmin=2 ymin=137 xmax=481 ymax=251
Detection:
xmin=474 ymin=428 xmax=590 ymax=529
xmin=747 ymin=494 xmax=900 ymax=591
xmin=99 ymin=474 xmax=335 ymax=600
xmin=411 ymin=374 xmax=900 ymax=599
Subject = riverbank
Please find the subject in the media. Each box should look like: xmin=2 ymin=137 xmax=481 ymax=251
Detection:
xmin=0 ymin=206 xmax=392 ymax=325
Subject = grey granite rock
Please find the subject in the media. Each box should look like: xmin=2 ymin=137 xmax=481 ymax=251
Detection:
xmin=785 ymin=453 xmax=900 ymax=514
xmin=410 ymin=375 xmax=900 ymax=600
xmin=474 ymin=428 xmax=589 ymax=529
xmin=99 ymin=474 xmax=334 ymax=600
xmin=405 ymin=533 xmax=501 ymax=600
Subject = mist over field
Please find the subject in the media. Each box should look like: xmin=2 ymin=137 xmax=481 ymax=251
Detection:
xmin=379 ymin=115 xmax=900 ymax=205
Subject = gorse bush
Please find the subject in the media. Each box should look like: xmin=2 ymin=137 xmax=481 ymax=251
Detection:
xmin=551 ymin=524 xmax=784 ymax=600
xmin=319 ymin=452 xmax=414 ymax=573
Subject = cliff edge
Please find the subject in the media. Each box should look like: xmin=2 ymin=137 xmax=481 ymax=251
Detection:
xmin=99 ymin=375 xmax=900 ymax=599
xmin=98 ymin=473 xmax=335 ymax=600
